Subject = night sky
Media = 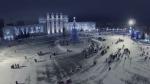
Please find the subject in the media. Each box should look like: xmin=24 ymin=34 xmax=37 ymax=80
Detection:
xmin=0 ymin=0 xmax=150 ymax=25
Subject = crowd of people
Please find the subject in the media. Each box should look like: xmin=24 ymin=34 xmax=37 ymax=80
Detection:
xmin=139 ymin=46 xmax=150 ymax=61
xmin=57 ymin=78 xmax=72 ymax=84
xmin=82 ymin=41 xmax=99 ymax=58
xmin=11 ymin=64 xmax=20 ymax=69
xmin=104 ymin=39 xmax=131 ymax=71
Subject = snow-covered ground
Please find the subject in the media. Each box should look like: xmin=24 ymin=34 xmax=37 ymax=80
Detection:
xmin=71 ymin=35 xmax=150 ymax=84
xmin=0 ymin=34 xmax=150 ymax=84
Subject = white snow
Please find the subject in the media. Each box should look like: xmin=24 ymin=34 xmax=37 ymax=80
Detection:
xmin=0 ymin=34 xmax=150 ymax=84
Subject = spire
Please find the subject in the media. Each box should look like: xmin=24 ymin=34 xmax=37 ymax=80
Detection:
xmin=51 ymin=12 xmax=54 ymax=19
xmin=46 ymin=13 xmax=50 ymax=19
xmin=56 ymin=13 xmax=58 ymax=19
xmin=60 ymin=13 xmax=63 ymax=19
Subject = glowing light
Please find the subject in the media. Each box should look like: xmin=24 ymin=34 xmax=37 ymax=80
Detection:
xmin=128 ymin=19 xmax=136 ymax=26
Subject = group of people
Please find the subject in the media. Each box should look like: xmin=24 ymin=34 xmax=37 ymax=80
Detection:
xmin=11 ymin=64 xmax=20 ymax=69
xmin=140 ymin=46 xmax=150 ymax=61
xmin=82 ymin=42 xmax=99 ymax=58
xmin=104 ymin=44 xmax=131 ymax=71
xmin=70 ymin=65 xmax=82 ymax=75
xmin=123 ymin=48 xmax=130 ymax=57
xmin=57 ymin=78 xmax=72 ymax=84
xmin=115 ymin=38 xmax=124 ymax=44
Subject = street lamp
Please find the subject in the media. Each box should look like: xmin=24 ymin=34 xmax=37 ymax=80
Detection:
xmin=128 ymin=19 xmax=136 ymax=35
xmin=128 ymin=19 xmax=136 ymax=27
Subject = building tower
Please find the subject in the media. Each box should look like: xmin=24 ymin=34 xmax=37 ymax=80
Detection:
xmin=51 ymin=13 xmax=55 ymax=34
xmin=55 ymin=13 xmax=59 ymax=33
xmin=60 ymin=13 xmax=63 ymax=33
xmin=64 ymin=15 xmax=69 ymax=31
xmin=46 ymin=13 xmax=51 ymax=34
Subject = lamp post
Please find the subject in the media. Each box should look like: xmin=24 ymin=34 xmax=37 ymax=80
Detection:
xmin=128 ymin=19 xmax=136 ymax=35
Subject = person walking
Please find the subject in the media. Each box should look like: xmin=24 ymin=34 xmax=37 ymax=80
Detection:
xmin=108 ymin=66 xmax=111 ymax=71
xmin=17 ymin=64 xmax=20 ymax=69
xmin=11 ymin=64 xmax=14 ymax=69
xmin=129 ymin=57 xmax=132 ymax=66
xmin=93 ymin=60 xmax=97 ymax=66
xmin=15 ymin=81 xmax=18 ymax=84
xmin=34 ymin=59 xmax=37 ymax=63
xmin=25 ymin=56 xmax=27 ymax=60
xmin=50 ymin=55 xmax=52 ymax=59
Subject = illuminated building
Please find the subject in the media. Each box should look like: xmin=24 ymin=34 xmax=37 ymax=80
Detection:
xmin=3 ymin=13 xmax=96 ymax=41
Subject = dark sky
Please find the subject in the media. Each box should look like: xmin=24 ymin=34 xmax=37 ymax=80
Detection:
xmin=0 ymin=0 xmax=150 ymax=25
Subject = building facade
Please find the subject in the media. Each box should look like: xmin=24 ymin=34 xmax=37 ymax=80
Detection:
xmin=39 ymin=13 xmax=69 ymax=34
xmin=67 ymin=22 xmax=96 ymax=32
xmin=3 ymin=13 xmax=96 ymax=41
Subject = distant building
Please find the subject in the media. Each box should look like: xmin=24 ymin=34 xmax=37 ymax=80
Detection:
xmin=67 ymin=22 xmax=96 ymax=32
xmin=3 ymin=13 xmax=96 ymax=41
xmin=3 ymin=24 xmax=45 ymax=40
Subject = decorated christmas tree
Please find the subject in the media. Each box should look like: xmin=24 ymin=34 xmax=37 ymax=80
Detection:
xmin=70 ymin=17 xmax=79 ymax=43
